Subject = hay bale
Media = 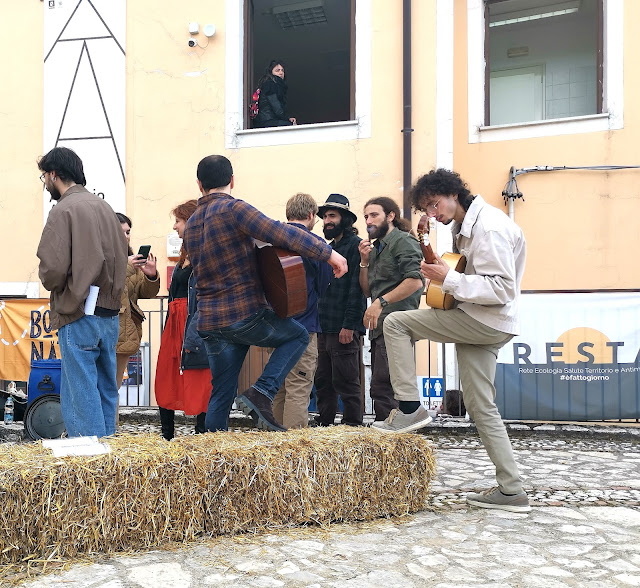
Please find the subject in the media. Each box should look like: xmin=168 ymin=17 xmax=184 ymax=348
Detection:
xmin=0 ymin=428 xmax=435 ymax=564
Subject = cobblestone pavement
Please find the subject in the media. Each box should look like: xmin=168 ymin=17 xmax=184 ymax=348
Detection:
xmin=7 ymin=414 xmax=640 ymax=587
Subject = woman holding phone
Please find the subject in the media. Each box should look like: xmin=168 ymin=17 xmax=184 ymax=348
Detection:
xmin=115 ymin=212 xmax=160 ymax=424
xmin=154 ymin=200 xmax=210 ymax=440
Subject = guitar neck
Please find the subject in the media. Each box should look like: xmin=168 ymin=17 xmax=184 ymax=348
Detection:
xmin=417 ymin=215 xmax=437 ymax=264
xmin=420 ymin=242 xmax=437 ymax=264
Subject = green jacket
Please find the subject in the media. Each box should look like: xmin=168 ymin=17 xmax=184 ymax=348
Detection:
xmin=367 ymin=227 xmax=424 ymax=339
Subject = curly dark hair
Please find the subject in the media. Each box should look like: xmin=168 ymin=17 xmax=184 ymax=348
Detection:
xmin=410 ymin=169 xmax=474 ymax=212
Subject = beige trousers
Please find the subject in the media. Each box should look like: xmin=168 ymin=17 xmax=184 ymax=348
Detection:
xmin=383 ymin=308 xmax=524 ymax=495
xmin=273 ymin=333 xmax=318 ymax=429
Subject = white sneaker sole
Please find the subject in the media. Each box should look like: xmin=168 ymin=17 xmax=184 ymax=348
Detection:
xmin=371 ymin=415 xmax=432 ymax=434
xmin=466 ymin=497 xmax=532 ymax=513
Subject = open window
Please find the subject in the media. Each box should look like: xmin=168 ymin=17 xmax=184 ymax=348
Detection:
xmin=243 ymin=0 xmax=355 ymax=129
xmin=485 ymin=0 xmax=602 ymax=126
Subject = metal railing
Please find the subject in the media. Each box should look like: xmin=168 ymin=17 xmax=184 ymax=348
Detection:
xmin=127 ymin=292 xmax=639 ymax=423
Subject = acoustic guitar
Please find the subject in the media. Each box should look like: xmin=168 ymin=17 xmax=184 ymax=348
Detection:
xmin=255 ymin=243 xmax=307 ymax=319
xmin=416 ymin=215 xmax=466 ymax=310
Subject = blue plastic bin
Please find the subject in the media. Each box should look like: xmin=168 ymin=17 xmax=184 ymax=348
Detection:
xmin=27 ymin=359 xmax=62 ymax=405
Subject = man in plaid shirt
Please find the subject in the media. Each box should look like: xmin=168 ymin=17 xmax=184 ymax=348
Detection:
xmin=314 ymin=194 xmax=367 ymax=427
xmin=183 ymin=155 xmax=348 ymax=432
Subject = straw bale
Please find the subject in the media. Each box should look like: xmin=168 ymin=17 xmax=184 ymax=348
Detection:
xmin=0 ymin=428 xmax=435 ymax=564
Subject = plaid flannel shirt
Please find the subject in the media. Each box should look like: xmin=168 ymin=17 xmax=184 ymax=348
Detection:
xmin=318 ymin=230 xmax=366 ymax=334
xmin=183 ymin=192 xmax=332 ymax=331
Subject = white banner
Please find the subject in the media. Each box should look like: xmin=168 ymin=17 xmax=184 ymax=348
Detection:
xmin=43 ymin=0 xmax=126 ymax=219
xmin=496 ymin=292 xmax=640 ymax=420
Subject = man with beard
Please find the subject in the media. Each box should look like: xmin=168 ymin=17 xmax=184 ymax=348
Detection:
xmin=37 ymin=147 xmax=128 ymax=437
xmin=314 ymin=194 xmax=366 ymax=427
xmin=358 ymin=196 xmax=425 ymax=423
xmin=380 ymin=169 xmax=530 ymax=513
xmin=183 ymin=157 xmax=348 ymax=433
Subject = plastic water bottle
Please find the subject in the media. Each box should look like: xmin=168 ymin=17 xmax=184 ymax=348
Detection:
xmin=4 ymin=395 xmax=14 ymax=424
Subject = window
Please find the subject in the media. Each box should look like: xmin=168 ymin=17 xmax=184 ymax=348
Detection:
xmin=225 ymin=0 xmax=372 ymax=149
xmin=245 ymin=0 xmax=354 ymax=128
xmin=467 ymin=0 xmax=623 ymax=142
xmin=486 ymin=0 xmax=601 ymax=126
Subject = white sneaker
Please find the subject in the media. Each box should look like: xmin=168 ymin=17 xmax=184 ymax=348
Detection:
xmin=371 ymin=406 xmax=432 ymax=433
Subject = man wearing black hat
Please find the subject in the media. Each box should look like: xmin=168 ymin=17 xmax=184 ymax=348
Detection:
xmin=314 ymin=194 xmax=367 ymax=426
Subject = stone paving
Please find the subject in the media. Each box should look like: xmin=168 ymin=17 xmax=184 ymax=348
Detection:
xmin=4 ymin=413 xmax=640 ymax=587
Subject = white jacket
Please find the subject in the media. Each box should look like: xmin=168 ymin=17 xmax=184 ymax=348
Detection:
xmin=442 ymin=195 xmax=526 ymax=335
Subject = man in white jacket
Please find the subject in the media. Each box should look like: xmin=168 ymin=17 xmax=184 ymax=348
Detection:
xmin=380 ymin=168 xmax=530 ymax=513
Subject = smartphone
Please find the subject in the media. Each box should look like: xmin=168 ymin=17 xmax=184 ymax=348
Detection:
xmin=137 ymin=245 xmax=151 ymax=259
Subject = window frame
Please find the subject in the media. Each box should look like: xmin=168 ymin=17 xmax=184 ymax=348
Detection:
xmin=467 ymin=0 xmax=623 ymax=143
xmin=225 ymin=0 xmax=372 ymax=149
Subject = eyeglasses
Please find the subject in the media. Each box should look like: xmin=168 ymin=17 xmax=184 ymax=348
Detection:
xmin=39 ymin=173 xmax=46 ymax=184
xmin=426 ymin=198 xmax=442 ymax=212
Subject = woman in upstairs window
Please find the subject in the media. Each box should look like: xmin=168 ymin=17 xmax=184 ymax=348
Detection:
xmin=254 ymin=59 xmax=297 ymax=128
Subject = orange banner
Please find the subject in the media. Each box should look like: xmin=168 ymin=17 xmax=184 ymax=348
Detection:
xmin=0 ymin=299 xmax=60 ymax=381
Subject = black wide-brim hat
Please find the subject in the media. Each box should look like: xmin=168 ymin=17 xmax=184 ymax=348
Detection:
xmin=317 ymin=193 xmax=357 ymax=223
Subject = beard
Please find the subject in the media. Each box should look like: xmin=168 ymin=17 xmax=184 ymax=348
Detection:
xmin=48 ymin=184 xmax=62 ymax=201
xmin=367 ymin=222 xmax=389 ymax=241
xmin=323 ymin=219 xmax=346 ymax=240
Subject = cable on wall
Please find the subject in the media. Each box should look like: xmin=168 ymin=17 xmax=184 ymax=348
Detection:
xmin=502 ymin=164 xmax=640 ymax=220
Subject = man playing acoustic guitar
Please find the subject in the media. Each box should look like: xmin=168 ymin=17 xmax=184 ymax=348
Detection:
xmin=183 ymin=155 xmax=348 ymax=433
xmin=381 ymin=168 xmax=530 ymax=513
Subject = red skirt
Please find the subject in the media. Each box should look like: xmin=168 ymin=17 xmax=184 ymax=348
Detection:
xmin=154 ymin=298 xmax=211 ymax=415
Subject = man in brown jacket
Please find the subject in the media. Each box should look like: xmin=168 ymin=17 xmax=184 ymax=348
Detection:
xmin=37 ymin=147 xmax=128 ymax=438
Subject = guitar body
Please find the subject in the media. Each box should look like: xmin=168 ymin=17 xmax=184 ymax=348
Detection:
xmin=255 ymin=244 xmax=307 ymax=319
xmin=425 ymin=252 xmax=467 ymax=310
xmin=417 ymin=216 xmax=467 ymax=310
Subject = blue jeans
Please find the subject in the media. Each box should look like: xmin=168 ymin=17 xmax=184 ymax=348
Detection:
xmin=58 ymin=315 xmax=120 ymax=438
xmin=199 ymin=308 xmax=309 ymax=432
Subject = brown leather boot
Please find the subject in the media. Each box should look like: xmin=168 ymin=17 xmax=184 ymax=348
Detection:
xmin=236 ymin=387 xmax=287 ymax=432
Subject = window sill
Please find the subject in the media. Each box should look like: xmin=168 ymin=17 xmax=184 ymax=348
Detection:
xmin=231 ymin=119 xmax=364 ymax=149
xmin=473 ymin=113 xmax=617 ymax=143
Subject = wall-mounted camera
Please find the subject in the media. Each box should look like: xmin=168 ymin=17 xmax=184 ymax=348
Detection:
xmin=188 ymin=37 xmax=198 ymax=48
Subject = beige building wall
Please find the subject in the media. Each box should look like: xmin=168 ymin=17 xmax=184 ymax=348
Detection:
xmin=1 ymin=1 xmax=441 ymax=399
xmin=124 ymin=0 xmax=435 ymax=288
xmin=8 ymin=0 xmax=635 ymax=404
xmin=0 ymin=2 xmax=44 ymax=292
xmin=452 ymin=0 xmax=640 ymax=291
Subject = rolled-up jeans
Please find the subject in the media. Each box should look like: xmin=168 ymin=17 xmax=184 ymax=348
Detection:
xmin=57 ymin=314 xmax=119 ymax=438
xmin=198 ymin=308 xmax=309 ymax=432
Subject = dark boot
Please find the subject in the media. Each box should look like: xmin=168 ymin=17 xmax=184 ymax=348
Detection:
xmin=159 ymin=407 xmax=175 ymax=440
xmin=236 ymin=387 xmax=287 ymax=432
xmin=195 ymin=412 xmax=206 ymax=434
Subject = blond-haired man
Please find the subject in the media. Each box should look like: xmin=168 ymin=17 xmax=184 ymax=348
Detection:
xmin=273 ymin=193 xmax=331 ymax=428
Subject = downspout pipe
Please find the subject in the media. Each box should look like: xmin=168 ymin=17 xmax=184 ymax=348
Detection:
xmin=402 ymin=0 xmax=413 ymax=220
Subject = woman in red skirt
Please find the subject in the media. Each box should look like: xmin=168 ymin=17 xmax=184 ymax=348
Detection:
xmin=154 ymin=200 xmax=210 ymax=440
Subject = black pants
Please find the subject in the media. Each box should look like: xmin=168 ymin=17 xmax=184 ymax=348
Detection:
xmin=370 ymin=334 xmax=399 ymax=421
xmin=314 ymin=332 xmax=363 ymax=426
xmin=159 ymin=407 xmax=206 ymax=440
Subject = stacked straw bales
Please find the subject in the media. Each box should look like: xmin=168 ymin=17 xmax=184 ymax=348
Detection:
xmin=0 ymin=428 xmax=435 ymax=564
